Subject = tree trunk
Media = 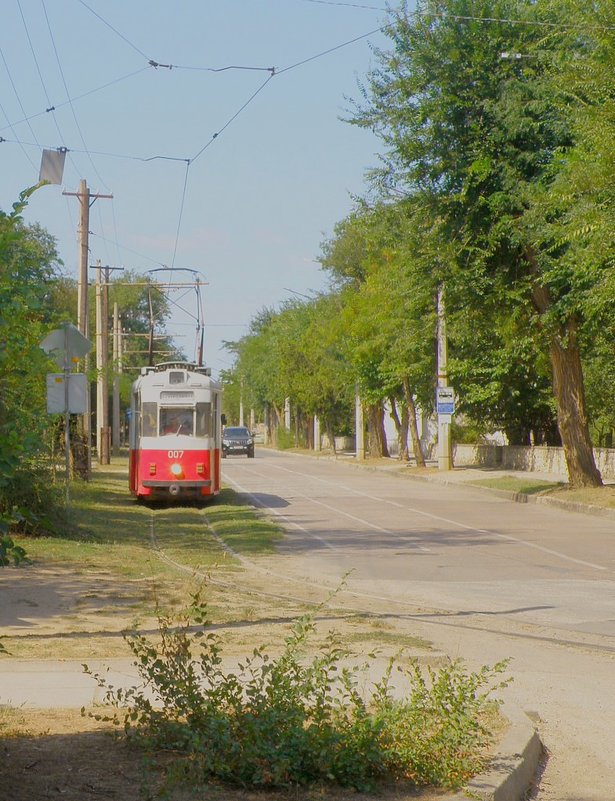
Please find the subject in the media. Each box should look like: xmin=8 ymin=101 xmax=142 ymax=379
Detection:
xmin=549 ymin=326 xmax=602 ymax=487
xmin=388 ymin=395 xmax=409 ymax=461
xmin=325 ymin=420 xmax=337 ymax=455
xmin=366 ymin=403 xmax=389 ymax=458
xmin=402 ymin=377 xmax=426 ymax=468
xmin=526 ymin=247 xmax=601 ymax=487
xmin=270 ymin=402 xmax=282 ymax=448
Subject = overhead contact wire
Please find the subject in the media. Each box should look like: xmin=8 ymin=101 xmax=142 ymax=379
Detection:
xmin=41 ymin=0 xmax=111 ymax=191
xmin=191 ymin=72 xmax=275 ymax=163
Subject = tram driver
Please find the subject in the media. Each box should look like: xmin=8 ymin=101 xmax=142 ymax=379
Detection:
xmin=161 ymin=409 xmax=193 ymax=436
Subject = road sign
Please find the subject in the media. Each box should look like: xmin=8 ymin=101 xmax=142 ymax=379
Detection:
xmin=40 ymin=323 xmax=92 ymax=368
xmin=436 ymin=386 xmax=455 ymax=415
xmin=46 ymin=373 xmax=88 ymax=413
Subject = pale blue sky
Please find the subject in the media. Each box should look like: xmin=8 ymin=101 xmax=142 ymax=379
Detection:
xmin=0 ymin=0 xmax=403 ymax=377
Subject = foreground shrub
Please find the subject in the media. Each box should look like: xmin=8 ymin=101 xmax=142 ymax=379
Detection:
xmin=84 ymin=593 xmax=508 ymax=794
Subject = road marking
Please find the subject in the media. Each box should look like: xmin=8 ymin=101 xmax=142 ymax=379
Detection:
xmin=222 ymin=472 xmax=334 ymax=550
xmin=224 ymin=466 xmax=431 ymax=552
xmin=245 ymin=459 xmax=609 ymax=573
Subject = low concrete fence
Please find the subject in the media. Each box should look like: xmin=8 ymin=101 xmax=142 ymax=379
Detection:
xmin=453 ymin=443 xmax=615 ymax=480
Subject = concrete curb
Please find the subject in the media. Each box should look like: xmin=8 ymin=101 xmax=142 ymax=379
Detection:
xmin=283 ymin=450 xmax=615 ymax=522
xmin=444 ymin=704 xmax=543 ymax=801
xmin=409 ymin=473 xmax=615 ymax=522
xmin=0 ymin=659 xmax=543 ymax=801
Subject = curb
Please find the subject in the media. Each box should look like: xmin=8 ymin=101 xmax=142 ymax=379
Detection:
xmin=284 ymin=450 xmax=615 ymax=522
xmin=449 ymin=704 xmax=543 ymax=801
xmin=411 ymin=473 xmax=615 ymax=522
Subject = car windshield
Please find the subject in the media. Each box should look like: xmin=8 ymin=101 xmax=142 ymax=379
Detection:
xmin=224 ymin=427 xmax=250 ymax=437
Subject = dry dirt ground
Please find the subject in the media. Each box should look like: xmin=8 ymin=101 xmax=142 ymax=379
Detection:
xmin=1 ymin=708 xmax=451 ymax=801
xmin=0 ymin=560 xmax=455 ymax=801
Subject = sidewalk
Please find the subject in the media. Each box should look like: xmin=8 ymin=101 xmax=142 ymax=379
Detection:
xmin=327 ymin=452 xmax=615 ymax=521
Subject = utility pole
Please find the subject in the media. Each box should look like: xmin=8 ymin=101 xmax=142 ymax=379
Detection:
xmin=63 ymin=180 xmax=113 ymax=475
xmin=314 ymin=415 xmax=321 ymax=452
xmin=93 ymin=263 xmax=123 ymax=464
xmin=112 ymin=302 xmax=122 ymax=456
xmin=239 ymin=377 xmax=244 ymax=426
xmin=437 ymin=286 xmax=453 ymax=470
xmin=355 ymin=386 xmax=365 ymax=460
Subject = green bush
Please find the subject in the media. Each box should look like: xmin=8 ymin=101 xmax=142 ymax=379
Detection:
xmin=85 ymin=593 xmax=508 ymax=795
xmin=276 ymin=427 xmax=295 ymax=450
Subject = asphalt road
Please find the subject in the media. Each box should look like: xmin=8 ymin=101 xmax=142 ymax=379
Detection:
xmin=222 ymin=449 xmax=615 ymax=801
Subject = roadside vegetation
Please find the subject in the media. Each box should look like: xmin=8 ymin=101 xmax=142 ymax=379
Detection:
xmin=2 ymin=461 xmax=510 ymax=799
xmin=469 ymin=476 xmax=615 ymax=509
xmin=85 ymin=595 xmax=509 ymax=797
xmin=222 ymin=0 xmax=615 ymax=489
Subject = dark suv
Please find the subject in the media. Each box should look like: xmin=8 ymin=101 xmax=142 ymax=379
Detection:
xmin=222 ymin=426 xmax=255 ymax=458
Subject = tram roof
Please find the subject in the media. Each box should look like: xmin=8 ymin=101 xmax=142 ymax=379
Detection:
xmin=133 ymin=362 xmax=221 ymax=392
xmin=140 ymin=361 xmax=211 ymax=376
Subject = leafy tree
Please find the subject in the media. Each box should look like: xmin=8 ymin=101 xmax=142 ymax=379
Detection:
xmin=349 ymin=0 xmax=611 ymax=485
xmin=0 ymin=190 xmax=64 ymax=534
xmin=320 ymin=202 xmax=438 ymax=462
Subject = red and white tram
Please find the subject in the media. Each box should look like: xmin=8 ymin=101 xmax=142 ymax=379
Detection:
xmin=129 ymin=362 xmax=223 ymax=502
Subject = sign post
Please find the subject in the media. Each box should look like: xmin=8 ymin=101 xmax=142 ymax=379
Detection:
xmin=41 ymin=323 xmax=92 ymax=497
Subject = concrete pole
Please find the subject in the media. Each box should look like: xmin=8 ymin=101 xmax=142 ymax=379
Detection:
xmin=239 ymin=378 xmax=244 ymax=426
xmin=284 ymin=397 xmax=291 ymax=430
xmin=437 ymin=286 xmax=453 ymax=471
xmin=355 ymin=387 xmax=365 ymax=460
xmin=263 ymin=404 xmax=269 ymax=445
xmin=112 ymin=303 xmax=121 ymax=456
xmin=314 ymin=416 xmax=321 ymax=452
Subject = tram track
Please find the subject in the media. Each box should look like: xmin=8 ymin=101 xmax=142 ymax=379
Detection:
xmin=145 ymin=501 xmax=615 ymax=661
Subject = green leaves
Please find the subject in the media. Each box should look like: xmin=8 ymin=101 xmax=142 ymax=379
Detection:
xmin=84 ymin=591 xmax=508 ymax=794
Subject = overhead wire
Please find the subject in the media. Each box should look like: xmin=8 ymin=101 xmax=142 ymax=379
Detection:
xmin=0 ymin=100 xmax=38 ymax=170
xmin=77 ymin=0 xmax=151 ymax=61
xmin=40 ymin=0 xmax=111 ymax=191
xmin=0 ymin=45 xmax=43 ymax=152
xmin=299 ymin=0 xmax=385 ymax=9
xmin=17 ymin=0 xmax=78 ymax=230
xmin=276 ymin=26 xmax=384 ymax=74
xmin=190 ymin=71 xmax=275 ymax=164
xmin=170 ymin=160 xmax=191 ymax=271
xmin=0 ymin=65 xmax=151 ymax=135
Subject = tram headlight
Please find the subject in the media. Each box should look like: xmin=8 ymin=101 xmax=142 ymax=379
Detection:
xmin=170 ymin=462 xmax=184 ymax=478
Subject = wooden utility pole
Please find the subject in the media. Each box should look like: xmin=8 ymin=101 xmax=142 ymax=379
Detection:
xmin=63 ymin=180 xmax=113 ymax=475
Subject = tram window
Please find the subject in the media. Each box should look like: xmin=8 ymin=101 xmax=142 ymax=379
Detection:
xmin=160 ymin=407 xmax=194 ymax=436
xmin=195 ymin=402 xmax=211 ymax=436
xmin=142 ymin=403 xmax=157 ymax=437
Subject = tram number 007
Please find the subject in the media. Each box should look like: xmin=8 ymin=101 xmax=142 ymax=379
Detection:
xmin=167 ymin=450 xmax=184 ymax=459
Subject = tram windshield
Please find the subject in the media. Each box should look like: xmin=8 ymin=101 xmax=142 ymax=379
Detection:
xmin=160 ymin=407 xmax=194 ymax=436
